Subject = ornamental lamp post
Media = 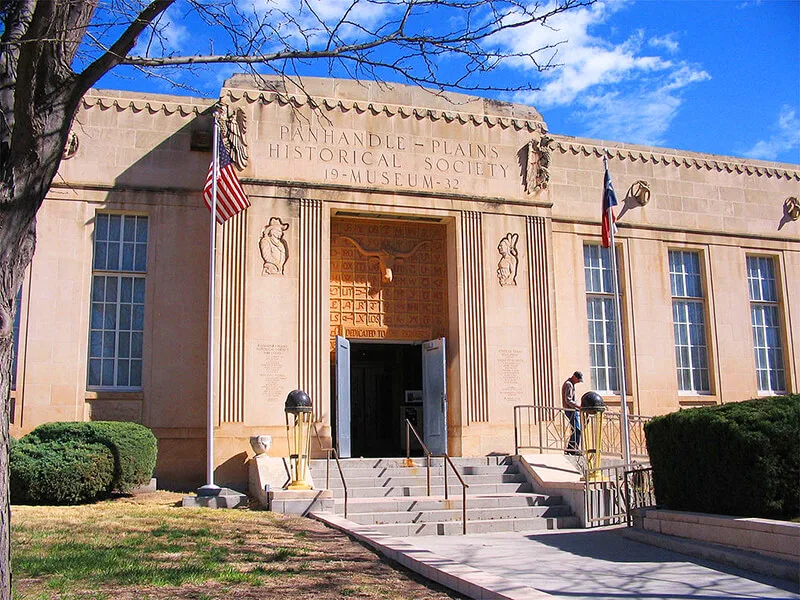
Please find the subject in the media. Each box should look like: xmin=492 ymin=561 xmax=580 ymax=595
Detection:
xmin=284 ymin=389 xmax=314 ymax=490
xmin=580 ymin=391 xmax=606 ymax=482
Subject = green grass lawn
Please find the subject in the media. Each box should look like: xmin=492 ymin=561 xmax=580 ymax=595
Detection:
xmin=11 ymin=491 xmax=462 ymax=600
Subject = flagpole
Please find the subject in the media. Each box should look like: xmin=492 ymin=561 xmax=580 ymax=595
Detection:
xmin=604 ymin=155 xmax=632 ymax=465
xmin=202 ymin=112 xmax=221 ymax=492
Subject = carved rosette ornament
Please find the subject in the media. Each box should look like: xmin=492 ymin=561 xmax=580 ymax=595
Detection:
xmin=62 ymin=130 xmax=79 ymax=159
xmin=784 ymin=197 xmax=800 ymax=221
xmin=259 ymin=217 xmax=289 ymax=275
xmin=496 ymin=233 xmax=519 ymax=287
xmin=627 ymin=180 xmax=652 ymax=206
xmin=221 ymin=105 xmax=249 ymax=170
xmin=525 ymin=134 xmax=552 ymax=194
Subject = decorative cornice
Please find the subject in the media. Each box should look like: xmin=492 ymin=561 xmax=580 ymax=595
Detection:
xmin=222 ymin=88 xmax=546 ymax=132
xmin=549 ymin=137 xmax=800 ymax=181
xmin=81 ymin=93 xmax=213 ymax=117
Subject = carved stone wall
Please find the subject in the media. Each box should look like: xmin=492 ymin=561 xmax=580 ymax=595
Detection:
xmin=299 ymin=199 xmax=325 ymax=417
xmin=461 ymin=211 xmax=489 ymax=423
xmin=526 ymin=216 xmax=555 ymax=414
xmin=219 ymin=211 xmax=247 ymax=423
xmin=330 ymin=218 xmax=447 ymax=344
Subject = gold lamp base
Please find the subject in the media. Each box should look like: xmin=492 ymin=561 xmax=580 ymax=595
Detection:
xmin=287 ymin=481 xmax=313 ymax=490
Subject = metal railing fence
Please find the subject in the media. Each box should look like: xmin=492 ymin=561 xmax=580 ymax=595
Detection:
xmin=514 ymin=404 xmax=652 ymax=459
xmin=584 ymin=463 xmax=657 ymax=527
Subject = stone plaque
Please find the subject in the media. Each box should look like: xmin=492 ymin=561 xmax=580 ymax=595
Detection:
xmin=256 ymin=343 xmax=290 ymax=400
xmin=496 ymin=348 xmax=526 ymax=401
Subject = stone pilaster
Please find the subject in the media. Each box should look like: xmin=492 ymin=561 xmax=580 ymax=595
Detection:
xmin=298 ymin=199 xmax=325 ymax=417
xmin=219 ymin=211 xmax=247 ymax=423
xmin=526 ymin=216 xmax=556 ymax=416
xmin=461 ymin=211 xmax=489 ymax=423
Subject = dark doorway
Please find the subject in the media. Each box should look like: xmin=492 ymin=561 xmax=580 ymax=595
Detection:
xmin=349 ymin=342 xmax=422 ymax=457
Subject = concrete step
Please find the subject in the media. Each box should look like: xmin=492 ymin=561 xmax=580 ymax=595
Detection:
xmin=346 ymin=503 xmax=574 ymax=525
xmin=353 ymin=515 xmax=581 ymax=536
xmin=327 ymin=481 xmax=533 ymax=499
xmin=309 ymin=456 xmax=511 ymax=471
xmin=310 ymin=464 xmax=521 ymax=479
xmin=319 ymin=473 xmax=527 ymax=489
xmin=339 ymin=493 xmax=566 ymax=513
xmin=308 ymin=456 xmax=579 ymax=536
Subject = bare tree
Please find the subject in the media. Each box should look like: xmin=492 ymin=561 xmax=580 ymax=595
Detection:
xmin=0 ymin=0 xmax=592 ymax=594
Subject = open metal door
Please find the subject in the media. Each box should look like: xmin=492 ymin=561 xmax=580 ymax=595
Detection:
xmin=422 ymin=337 xmax=447 ymax=455
xmin=335 ymin=335 xmax=351 ymax=458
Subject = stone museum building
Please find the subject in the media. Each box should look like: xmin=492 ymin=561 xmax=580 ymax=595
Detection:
xmin=9 ymin=76 xmax=799 ymax=489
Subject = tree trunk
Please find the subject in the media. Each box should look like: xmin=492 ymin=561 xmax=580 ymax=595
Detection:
xmin=0 ymin=193 xmax=38 ymax=599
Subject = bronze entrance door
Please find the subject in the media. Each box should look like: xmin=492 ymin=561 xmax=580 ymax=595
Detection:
xmin=330 ymin=217 xmax=449 ymax=458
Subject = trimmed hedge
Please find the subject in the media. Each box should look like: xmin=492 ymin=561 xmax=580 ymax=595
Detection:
xmin=10 ymin=440 xmax=114 ymax=505
xmin=22 ymin=421 xmax=158 ymax=493
xmin=645 ymin=395 xmax=800 ymax=519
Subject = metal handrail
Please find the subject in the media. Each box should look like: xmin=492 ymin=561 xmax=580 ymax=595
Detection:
xmin=311 ymin=423 xmax=348 ymax=519
xmin=513 ymin=404 xmax=652 ymax=458
xmin=405 ymin=419 xmax=470 ymax=534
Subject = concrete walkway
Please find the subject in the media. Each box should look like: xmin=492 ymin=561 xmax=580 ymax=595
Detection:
xmin=314 ymin=513 xmax=800 ymax=600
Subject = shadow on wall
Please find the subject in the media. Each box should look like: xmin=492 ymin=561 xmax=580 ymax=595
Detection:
xmin=215 ymin=451 xmax=250 ymax=492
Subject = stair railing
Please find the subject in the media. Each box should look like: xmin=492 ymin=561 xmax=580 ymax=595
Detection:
xmin=311 ymin=423 xmax=348 ymax=519
xmin=405 ymin=419 xmax=470 ymax=534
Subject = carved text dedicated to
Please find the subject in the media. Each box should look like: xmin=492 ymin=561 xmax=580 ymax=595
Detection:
xmin=271 ymin=125 xmax=510 ymax=192
xmin=256 ymin=343 xmax=290 ymax=400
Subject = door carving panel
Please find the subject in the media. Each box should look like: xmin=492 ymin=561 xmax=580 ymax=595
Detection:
xmin=330 ymin=218 xmax=448 ymax=345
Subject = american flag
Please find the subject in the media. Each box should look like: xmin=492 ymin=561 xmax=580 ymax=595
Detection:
xmin=203 ymin=135 xmax=250 ymax=224
xmin=601 ymin=164 xmax=618 ymax=248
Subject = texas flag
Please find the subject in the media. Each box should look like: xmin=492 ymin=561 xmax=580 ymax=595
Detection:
xmin=601 ymin=165 xmax=618 ymax=248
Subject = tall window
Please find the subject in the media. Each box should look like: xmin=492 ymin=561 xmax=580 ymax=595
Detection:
xmin=747 ymin=256 xmax=785 ymax=394
xmin=88 ymin=214 xmax=148 ymax=389
xmin=584 ymin=244 xmax=622 ymax=393
xmin=670 ymin=251 xmax=710 ymax=393
xmin=11 ymin=286 xmax=21 ymax=391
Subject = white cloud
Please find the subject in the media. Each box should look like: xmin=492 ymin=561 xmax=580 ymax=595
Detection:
xmin=743 ymin=106 xmax=800 ymax=162
xmin=132 ymin=5 xmax=188 ymax=57
xmin=649 ymin=33 xmax=679 ymax=54
xmin=492 ymin=0 xmax=709 ymax=146
xmin=251 ymin=0 xmax=396 ymax=46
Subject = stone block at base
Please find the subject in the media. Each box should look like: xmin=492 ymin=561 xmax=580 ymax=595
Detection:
xmin=129 ymin=478 xmax=157 ymax=494
xmin=182 ymin=487 xmax=249 ymax=509
xmin=268 ymin=489 xmax=333 ymax=515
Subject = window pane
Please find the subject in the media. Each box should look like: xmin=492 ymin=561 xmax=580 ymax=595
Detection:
xmin=134 ymin=278 xmax=146 ymax=303
xmin=118 ymin=332 xmax=130 ymax=358
xmin=88 ymin=359 xmax=102 ymax=386
xmin=748 ymin=260 xmax=785 ymax=393
xmin=117 ymin=360 xmax=130 ymax=387
xmin=670 ymin=253 xmax=710 ymax=393
xmin=136 ymin=217 xmax=148 ymax=243
xmin=96 ymin=214 xmax=109 ymax=241
xmin=134 ymin=245 xmax=147 ymax=272
xmin=12 ymin=287 xmax=22 ymax=390
xmin=94 ymin=242 xmax=108 ymax=271
xmin=130 ymin=360 xmax=142 ymax=387
xmin=122 ymin=243 xmax=134 ymax=271
xmin=102 ymin=359 xmax=115 ymax=386
xmin=87 ymin=215 xmax=148 ymax=389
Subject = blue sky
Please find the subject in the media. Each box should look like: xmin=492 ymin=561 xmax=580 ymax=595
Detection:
xmin=96 ymin=0 xmax=800 ymax=164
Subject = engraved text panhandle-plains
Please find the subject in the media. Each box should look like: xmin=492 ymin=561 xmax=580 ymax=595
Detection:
xmin=266 ymin=144 xmax=508 ymax=178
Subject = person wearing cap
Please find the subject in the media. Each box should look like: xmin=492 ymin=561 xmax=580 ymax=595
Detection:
xmin=562 ymin=371 xmax=583 ymax=455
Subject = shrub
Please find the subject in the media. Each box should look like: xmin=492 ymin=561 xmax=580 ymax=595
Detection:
xmin=23 ymin=421 xmax=158 ymax=493
xmin=645 ymin=395 xmax=800 ymax=519
xmin=10 ymin=440 xmax=114 ymax=505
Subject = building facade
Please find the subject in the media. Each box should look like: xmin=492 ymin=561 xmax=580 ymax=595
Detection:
xmin=9 ymin=76 xmax=799 ymax=489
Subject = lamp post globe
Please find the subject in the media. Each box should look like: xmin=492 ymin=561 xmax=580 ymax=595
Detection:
xmin=284 ymin=389 xmax=314 ymax=490
xmin=580 ymin=391 xmax=606 ymax=480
